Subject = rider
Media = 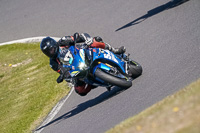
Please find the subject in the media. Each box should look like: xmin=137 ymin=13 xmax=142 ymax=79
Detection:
xmin=40 ymin=32 xmax=126 ymax=96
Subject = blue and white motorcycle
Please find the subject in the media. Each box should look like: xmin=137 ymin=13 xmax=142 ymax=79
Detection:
xmin=60 ymin=35 xmax=142 ymax=90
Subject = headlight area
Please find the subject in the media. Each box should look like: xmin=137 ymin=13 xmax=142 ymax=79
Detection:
xmin=79 ymin=62 xmax=87 ymax=70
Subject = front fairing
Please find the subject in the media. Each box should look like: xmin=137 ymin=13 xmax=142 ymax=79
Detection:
xmin=63 ymin=46 xmax=87 ymax=77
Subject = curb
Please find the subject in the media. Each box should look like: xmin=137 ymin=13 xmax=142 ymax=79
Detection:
xmin=0 ymin=36 xmax=60 ymax=46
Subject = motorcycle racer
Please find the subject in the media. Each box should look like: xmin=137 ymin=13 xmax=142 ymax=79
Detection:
xmin=40 ymin=33 xmax=126 ymax=96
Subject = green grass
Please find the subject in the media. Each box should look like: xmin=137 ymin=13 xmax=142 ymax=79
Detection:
xmin=0 ymin=43 xmax=70 ymax=133
xmin=107 ymin=79 xmax=200 ymax=133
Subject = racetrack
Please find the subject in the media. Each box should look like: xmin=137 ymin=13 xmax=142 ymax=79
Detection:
xmin=1 ymin=0 xmax=200 ymax=133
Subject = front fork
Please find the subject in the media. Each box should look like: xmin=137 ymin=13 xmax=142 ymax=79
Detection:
xmin=121 ymin=53 xmax=130 ymax=74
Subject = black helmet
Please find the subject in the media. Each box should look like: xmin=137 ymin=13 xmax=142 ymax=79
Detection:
xmin=40 ymin=37 xmax=58 ymax=58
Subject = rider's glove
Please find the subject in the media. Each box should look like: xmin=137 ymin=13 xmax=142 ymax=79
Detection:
xmin=57 ymin=75 xmax=64 ymax=83
xmin=58 ymin=65 xmax=67 ymax=74
xmin=57 ymin=65 xmax=71 ymax=83
xmin=57 ymin=70 xmax=71 ymax=83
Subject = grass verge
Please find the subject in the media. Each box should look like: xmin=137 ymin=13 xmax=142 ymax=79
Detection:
xmin=107 ymin=79 xmax=200 ymax=133
xmin=0 ymin=43 xmax=70 ymax=133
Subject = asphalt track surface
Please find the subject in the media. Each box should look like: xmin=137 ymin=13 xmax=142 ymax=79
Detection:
xmin=1 ymin=0 xmax=200 ymax=133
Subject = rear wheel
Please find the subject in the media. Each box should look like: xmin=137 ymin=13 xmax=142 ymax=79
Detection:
xmin=94 ymin=68 xmax=132 ymax=89
xmin=128 ymin=60 xmax=142 ymax=79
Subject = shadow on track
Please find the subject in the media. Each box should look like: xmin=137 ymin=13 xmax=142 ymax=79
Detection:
xmin=35 ymin=86 xmax=127 ymax=131
xmin=115 ymin=0 xmax=190 ymax=31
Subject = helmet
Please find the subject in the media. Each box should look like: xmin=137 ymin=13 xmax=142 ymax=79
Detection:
xmin=40 ymin=37 xmax=58 ymax=58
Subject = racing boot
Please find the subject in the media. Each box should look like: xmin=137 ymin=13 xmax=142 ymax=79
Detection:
xmin=105 ymin=43 xmax=126 ymax=54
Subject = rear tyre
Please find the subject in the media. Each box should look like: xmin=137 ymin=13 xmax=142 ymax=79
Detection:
xmin=94 ymin=68 xmax=132 ymax=89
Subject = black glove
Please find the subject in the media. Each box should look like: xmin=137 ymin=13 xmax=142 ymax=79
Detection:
xmin=57 ymin=75 xmax=64 ymax=83
xmin=57 ymin=71 xmax=71 ymax=83
xmin=58 ymin=65 xmax=67 ymax=74
xmin=57 ymin=66 xmax=71 ymax=83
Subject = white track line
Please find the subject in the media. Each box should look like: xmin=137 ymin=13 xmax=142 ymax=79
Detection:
xmin=0 ymin=36 xmax=60 ymax=46
xmin=0 ymin=37 xmax=74 ymax=133
xmin=34 ymin=87 xmax=74 ymax=133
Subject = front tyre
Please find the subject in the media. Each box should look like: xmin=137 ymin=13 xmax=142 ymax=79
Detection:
xmin=128 ymin=60 xmax=143 ymax=79
xmin=94 ymin=68 xmax=132 ymax=89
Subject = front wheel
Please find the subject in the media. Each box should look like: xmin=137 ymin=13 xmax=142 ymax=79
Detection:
xmin=94 ymin=68 xmax=132 ymax=89
xmin=128 ymin=60 xmax=143 ymax=79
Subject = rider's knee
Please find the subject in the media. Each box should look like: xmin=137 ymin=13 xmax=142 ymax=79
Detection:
xmin=74 ymin=83 xmax=92 ymax=96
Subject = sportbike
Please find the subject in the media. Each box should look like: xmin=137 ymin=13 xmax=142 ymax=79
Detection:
xmin=61 ymin=35 xmax=142 ymax=90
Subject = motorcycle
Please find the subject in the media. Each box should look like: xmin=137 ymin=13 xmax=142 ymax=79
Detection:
xmin=61 ymin=34 xmax=142 ymax=90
